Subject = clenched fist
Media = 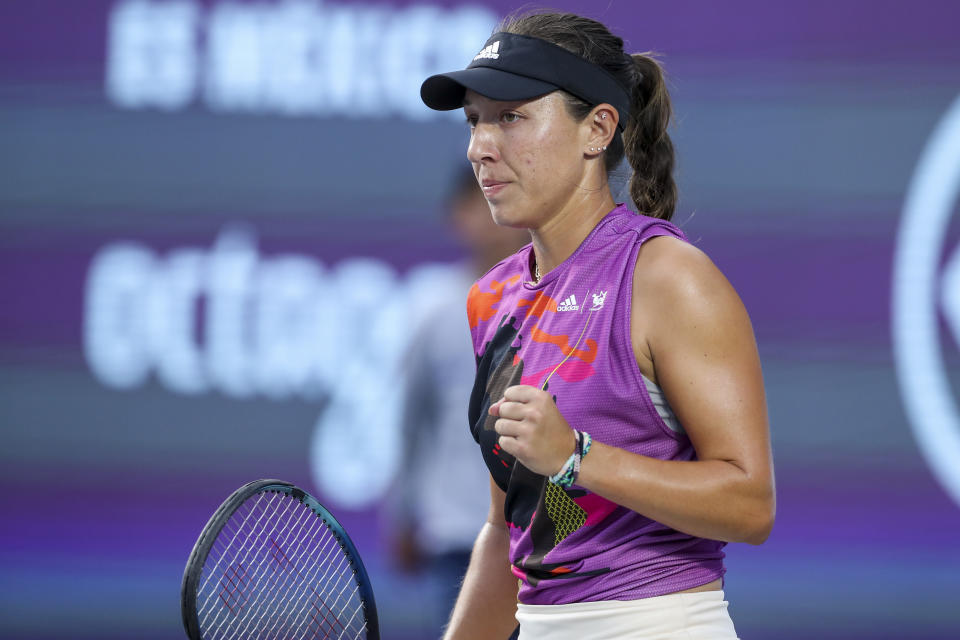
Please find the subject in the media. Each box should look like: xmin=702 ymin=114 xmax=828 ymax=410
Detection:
xmin=488 ymin=385 xmax=577 ymax=477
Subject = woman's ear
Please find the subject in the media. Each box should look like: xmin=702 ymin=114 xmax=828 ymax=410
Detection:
xmin=585 ymin=104 xmax=618 ymax=156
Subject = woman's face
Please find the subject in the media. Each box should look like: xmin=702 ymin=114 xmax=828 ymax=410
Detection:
xmin=463 ymin=90 xmax=590 ymax=229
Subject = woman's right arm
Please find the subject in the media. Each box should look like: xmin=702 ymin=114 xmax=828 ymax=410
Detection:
xmin=442 ymin=475 xmax=519 ymax=640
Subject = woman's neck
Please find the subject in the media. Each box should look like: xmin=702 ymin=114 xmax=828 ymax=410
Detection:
xmin=530 ymin=189 xmax=617 ymax=278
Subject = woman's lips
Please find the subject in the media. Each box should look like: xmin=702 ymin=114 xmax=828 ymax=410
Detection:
xmin=481 ymin=179 xmax=509 ymax=196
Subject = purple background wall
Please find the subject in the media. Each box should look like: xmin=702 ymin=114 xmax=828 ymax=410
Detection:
xmin=2 ymin=1 xmax=960 ymax=638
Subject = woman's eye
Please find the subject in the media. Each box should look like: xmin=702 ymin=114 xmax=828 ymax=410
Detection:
xmin=501 ymin=112 xmax=520 ymax=123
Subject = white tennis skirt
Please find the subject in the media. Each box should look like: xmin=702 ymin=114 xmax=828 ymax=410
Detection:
xmin=515 ymin=590 xmax=739 ymax=640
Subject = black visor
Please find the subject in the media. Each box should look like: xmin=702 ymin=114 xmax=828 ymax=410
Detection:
xmin=421 ymin=32 xmax=632 ymax=130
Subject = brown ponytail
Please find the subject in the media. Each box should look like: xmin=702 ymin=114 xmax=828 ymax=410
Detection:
xmin=624 ymin=54 xmax=677 ymax=220
xmin=497 ymin=11 xmax=679 ymax=221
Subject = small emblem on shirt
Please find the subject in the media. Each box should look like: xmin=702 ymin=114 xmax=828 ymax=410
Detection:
xmin=557 ymin=294 xmax=580 ymax=312
xmin=591 ymin=291 xmax=608 ymax=311
xmin=473 ymin=41 xmax=501 ymax=60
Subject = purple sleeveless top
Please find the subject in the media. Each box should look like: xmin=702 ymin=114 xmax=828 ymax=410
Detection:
xmin=466 ymin=205 xmax=725 ymax=605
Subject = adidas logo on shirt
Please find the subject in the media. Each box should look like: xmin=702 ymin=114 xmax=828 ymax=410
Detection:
xmin=557 ymin=294 xmax=580 ymax=312
xmin=473 ymin=41 xmax=501 ymax=60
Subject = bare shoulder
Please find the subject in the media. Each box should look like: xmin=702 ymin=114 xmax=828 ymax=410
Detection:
xmin=631 ymin=235 xmax=756 ymax=379
xmin=633 ymin=235 xmax=734 ymax=306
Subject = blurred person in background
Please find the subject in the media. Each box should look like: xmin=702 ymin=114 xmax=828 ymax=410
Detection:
xmin=420 ymin=11 xmax=775 ymax=640
xmin=386 ymin=167 xmax=528 ymax=638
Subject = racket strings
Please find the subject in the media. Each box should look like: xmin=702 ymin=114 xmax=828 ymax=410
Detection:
xmin=259 ymin=507 xmax=352 ymax=639
xmin=199 ymin=495 xmax=278 ymax=628
xmin=222 ymin=498 xmax=316 ymax=638
xmin=205 ymin=495 xmax=365 ymax=640
xmin=203 ymin=495 xmax=293 ymax=635
xmin=228 ymin=499 xmax=356 ymax=640
xmin=195 ymin=491 xmax=369 ymax=639
xmin=205 ymin=492 xmax=284 ymax=593
xmin=200 ymin=493 xmax=290 ymax=631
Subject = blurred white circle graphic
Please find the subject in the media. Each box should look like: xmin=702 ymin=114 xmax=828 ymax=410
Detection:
xmin=892 ymin=94 xmax=960 ymax=508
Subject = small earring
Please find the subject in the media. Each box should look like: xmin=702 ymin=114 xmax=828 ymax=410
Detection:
xmin=601 ymin=113 xmax=607 ymax=119
xmin=590 ymin=147 xmax=596 ymax=152
xmin=601 ymin=145 xmax=607 ymax=151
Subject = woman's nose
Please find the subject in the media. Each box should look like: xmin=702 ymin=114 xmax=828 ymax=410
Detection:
xmin=467 ymin=122 xmax=499 ymax=164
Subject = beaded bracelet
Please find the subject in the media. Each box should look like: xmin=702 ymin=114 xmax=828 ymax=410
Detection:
xmin=548 ymin=430 xmax=593 ymax=488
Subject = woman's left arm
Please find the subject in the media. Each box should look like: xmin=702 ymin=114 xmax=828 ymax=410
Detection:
xmin=490 ymin=236 xmax=775 ymax=544
xmin=582 ymin=235 xmax=774 ymax=544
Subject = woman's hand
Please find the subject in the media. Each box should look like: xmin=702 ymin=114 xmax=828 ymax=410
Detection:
xmin=489 ymin=385 xmax=577 ymax=477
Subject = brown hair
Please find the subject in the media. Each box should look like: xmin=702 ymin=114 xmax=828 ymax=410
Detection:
xmin=497 ymin=12 xmax=677 ymax=220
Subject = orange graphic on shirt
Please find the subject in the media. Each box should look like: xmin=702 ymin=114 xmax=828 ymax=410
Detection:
xmin=472 ymin=280 xmax=597 ymax=387
xmin=467 ymin=275 xmax=521 ymax=329
xmin=530 ymin=326 xmax=597 ymax=363
xmin=516 ymin=291 xmax=558 ymax=320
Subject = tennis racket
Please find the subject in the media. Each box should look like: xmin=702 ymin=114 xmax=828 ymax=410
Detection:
xmin=181 ymin=479 xmax=380 ymax=640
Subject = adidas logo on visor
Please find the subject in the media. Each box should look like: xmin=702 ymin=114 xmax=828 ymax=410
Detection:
xmin=557 ymin=294 xmax=579 ymax=312
xmin=473 ymin=41 xmax=500 ymax=61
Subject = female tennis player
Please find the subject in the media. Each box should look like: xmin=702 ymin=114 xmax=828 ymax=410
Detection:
xmin=420 ymin=11 xmax=774 ymax=640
